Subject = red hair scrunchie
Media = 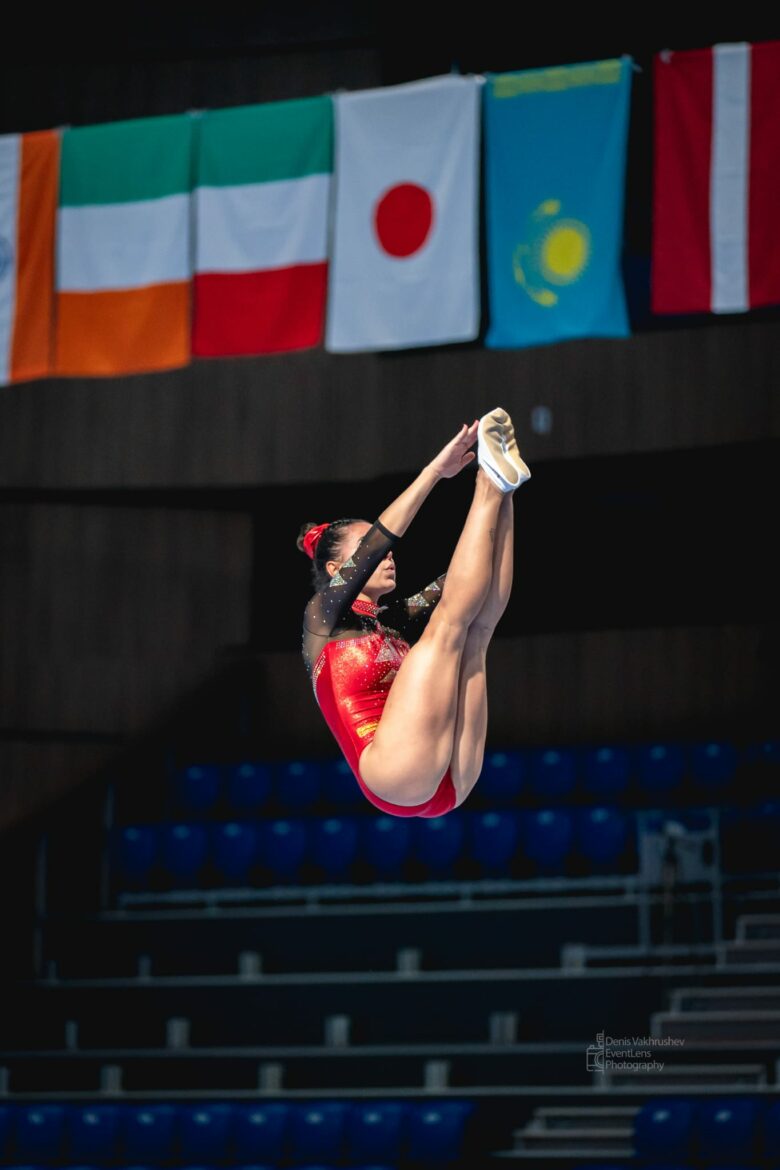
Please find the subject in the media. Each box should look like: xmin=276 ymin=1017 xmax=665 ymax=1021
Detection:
xmin=302 ymin=521 xmax=331 ymax=559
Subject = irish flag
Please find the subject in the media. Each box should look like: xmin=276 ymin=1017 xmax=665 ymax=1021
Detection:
xmin=193 ymin=96 xmax=332 ymax=356
xmin=55 ymin=114 xmax=193 ymax=376
xmin=0 ymin=130 xmax=59 ymax=386
xmin=652 ymin=40 xmax=780 ymax=314
xmin=325 ymin=75 xmax=481 ymax=353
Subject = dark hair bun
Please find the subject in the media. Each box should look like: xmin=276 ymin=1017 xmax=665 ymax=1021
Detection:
xmin=296 ymin=521 xmax=319 ymax=554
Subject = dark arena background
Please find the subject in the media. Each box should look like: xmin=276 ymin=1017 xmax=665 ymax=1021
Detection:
xmin=1 ymin=7 xmax=779 ymax=1169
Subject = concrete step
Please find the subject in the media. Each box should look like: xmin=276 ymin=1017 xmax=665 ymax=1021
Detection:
xmin=526 ymin=1106 xmax=639 ymax=1131
xmin=596 ymin=1062 xmax=766 ymax=1088
xmin=670 ymin=985 xmax=780 ymax=1012
xmin=736 ymin=914 xmax=780 ymax=942
xmin=652 ymin=1009 xmax=780 ymax=1042
xmin=516 ymin=1125 xmax=633 ymax=1152
xmin=494 ymin=1152 xmax=632 ymax=1161
xmin=720 ymin=940 xmax=780 ymax=965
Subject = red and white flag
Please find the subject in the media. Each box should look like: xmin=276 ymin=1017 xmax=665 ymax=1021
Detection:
xmin=652 ymin=40 xmax=780 ymax=314
xmin=325 ymin=75 xmax=481 ymax=352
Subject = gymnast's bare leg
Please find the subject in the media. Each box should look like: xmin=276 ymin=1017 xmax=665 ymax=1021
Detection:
xmin=447 ymin=490 xmax=514 ymax=807
xmin=359 ymin=468 xmax=509 ymax=806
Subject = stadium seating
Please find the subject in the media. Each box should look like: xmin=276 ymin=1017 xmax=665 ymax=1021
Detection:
xmin=636 ymin=743 xmax=685 ymax=793
xmin=582 ymin=745 xmax=631 ymax=797
xmin=634 ymin=1097 xmax=695 ymax=1160
xmin=173 ymin=762 xmax=222 ymax=812
xmin=310 ymin=815 xmax=359 ymax=879
xmin=226 ymin=760 xmax=273 ymax=811
xmin=210 ymin=819 xmax=258 ymax=881
xmin=362 ymin=815 xmax=412 ymax=878
xmin=529 ymin=747 xmax=578 ymax=798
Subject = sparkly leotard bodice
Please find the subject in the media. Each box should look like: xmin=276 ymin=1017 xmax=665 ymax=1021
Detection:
xmin=302 ymin=520 xmax=454 ymax=816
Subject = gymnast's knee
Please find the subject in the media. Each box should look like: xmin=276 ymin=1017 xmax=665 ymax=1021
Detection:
xmin=425 ymin=606 xmax=472 ymax=651
xmin=359 ymin=748 xmax=445 ymax=807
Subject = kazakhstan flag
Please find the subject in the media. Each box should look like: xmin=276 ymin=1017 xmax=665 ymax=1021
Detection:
xmin=484 ymin=57 xmax=632 ymax=348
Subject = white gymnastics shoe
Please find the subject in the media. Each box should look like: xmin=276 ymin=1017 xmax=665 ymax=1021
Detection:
xmin=477 ymin=407 xmax=531 ymax=492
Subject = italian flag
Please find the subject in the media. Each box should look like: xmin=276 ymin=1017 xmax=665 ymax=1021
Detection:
xmin=193 ymin=96 xmax=332 ymax=356
xmin=652 ymin=40 xmax=780 ymax=314
xmin=55 ymin=114 xmax=193 ymax=376
xmin=0 ymin=130 xmax=59 ymax=386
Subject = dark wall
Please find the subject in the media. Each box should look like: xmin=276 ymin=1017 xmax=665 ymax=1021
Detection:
xmin=0 ymin=324 xmax=778 ymax=489
xmin=1 ymin=504 xmax=251 ymax=833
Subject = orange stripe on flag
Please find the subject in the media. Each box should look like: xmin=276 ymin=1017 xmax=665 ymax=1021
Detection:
xmin=11 ymin=130 xmax=59 ymax=383
xmin=55 ymin=283 xmax=190 ymax=376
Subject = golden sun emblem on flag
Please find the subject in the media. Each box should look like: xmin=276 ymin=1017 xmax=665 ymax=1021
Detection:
xmin=512 ymin=199 xmax=591 ymax=307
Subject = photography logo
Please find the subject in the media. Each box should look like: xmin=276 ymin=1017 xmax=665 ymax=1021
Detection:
xmin=586 ymin=1031 xmax=607 ymax=1072
xmin=586 ymin=1030 xmax=685 ymax=1074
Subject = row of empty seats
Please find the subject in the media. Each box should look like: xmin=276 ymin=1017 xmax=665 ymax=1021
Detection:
xmin=635 ymin=1096 xmax=780 ymax=1160
xmin=156 ymin=740 xmax=779 ymax=816
xmin=113 ymin=805 xmax=640 ymax=886
xmin=0 ymin=1100 xmax=472 ymax=1165
xmin=113 ymin=799 xmax=780 ymax=887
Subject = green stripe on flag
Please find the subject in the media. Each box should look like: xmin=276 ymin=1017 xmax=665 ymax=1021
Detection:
xmin=197 ymin=95 xmax=332 ymax=188
xmin=60 ymin=114 xmax=194 ymax=207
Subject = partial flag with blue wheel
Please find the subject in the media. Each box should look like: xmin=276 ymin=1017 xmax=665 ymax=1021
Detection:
xmin=484 ymin=57 xmax=632 ymax=349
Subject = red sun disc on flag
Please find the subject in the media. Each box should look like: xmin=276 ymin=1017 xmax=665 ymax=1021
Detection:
xmin=373 ymin=182 xmax=435 ymax=258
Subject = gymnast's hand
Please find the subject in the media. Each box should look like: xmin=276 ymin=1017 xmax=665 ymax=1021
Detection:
xmin=429 ymin=421 xmax=479 ymax=479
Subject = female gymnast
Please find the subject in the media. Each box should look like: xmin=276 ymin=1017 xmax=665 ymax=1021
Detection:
xmin=298 ymin=407 xmax=531 ymax=818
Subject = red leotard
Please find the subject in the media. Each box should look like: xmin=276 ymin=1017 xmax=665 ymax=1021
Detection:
xmin=302 ymin=520 xmax=455 ymax=818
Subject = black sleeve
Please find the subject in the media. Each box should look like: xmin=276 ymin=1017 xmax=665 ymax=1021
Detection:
xmin=303 ymin=519 xmax=398 ymax=639
xmin=381 ymin=572 xmax=447 ymax=641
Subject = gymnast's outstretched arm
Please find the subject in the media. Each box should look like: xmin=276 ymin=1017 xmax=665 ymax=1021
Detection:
xmin=376 ymin=421 xmax=478 ymax=537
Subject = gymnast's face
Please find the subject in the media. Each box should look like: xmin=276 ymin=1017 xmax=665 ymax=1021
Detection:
xmin=328 ymin=520 xmax=396 ymax=598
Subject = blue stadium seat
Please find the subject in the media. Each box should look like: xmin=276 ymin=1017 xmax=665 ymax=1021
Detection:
xmin=412 ymin=815 xmax=464 ymax=876
xmin=695 ymin=1097 xmax=762 ymax=1161
xmin=575 ymin=807 xmax=631 ymax=868
xmin=112 ymin=824 xmax=158 ymax=885
xmin=469 ymin=811 xmax=519 ymax=876
xmin=233 ymin=1102 xmax=290 ymax=1162
xmin=210 ymin=821 xmax=258 ymax=882
xmin=178 ymin=1103 xmax=235 ymax=1162
xmin=764 ymin=1099 xmax=780 ymax=1158
xmin=743 ymin=738 xmax=780 ymax=770
xmin=275 ymin=760 xmax=322 ymax=809
xmin=160 ymin=822 xmax=209 ymax=883
xmin=407 ymin=1101 xmax=472 ymax=1162
xmin=636 ymin=743 xmax=685 ymax=792
xmin=311 ymin=817 xmax=359 ymax=879
xmin=226 ymin=760 xmax=272 ymax=811
xmin=362 ymin=816 xmax=412 ymax=878
xmin=582 ymin=745 xmax=631 ymax=798
xmin=529 ymin=747 xmax=578 ymax=798
xmin=521 ymin=809 xmax=573 ymax=871
xmin=477 ymin=750 xmax=526 ymax=800
xmin=66 ymin=1104 xmax=122 ymax=1162
xmin=123 ymin=1103 xmax=179 ymax=1162
xmin=347 ymin=1101 xmax=407 ymax=1162
xmin=256 ymin=819 xmax=308 ymax=883
xmin=690 ymin=740 xmax=738 ymax=789
xmin=290 ymin=1102 xmax=348 ymax=1162
xmin=13 ymin=1104 xmax=66 ymax=1162
xmin=634 ymin=1098 xmax=695 ymax=1159
xmin=321 ymin=758 xmax=363 ymax=806
xmin=0 ymin=1106 xmax=11 ymax=1159
xmin=173 ymin=763 xmax=222 ymax=811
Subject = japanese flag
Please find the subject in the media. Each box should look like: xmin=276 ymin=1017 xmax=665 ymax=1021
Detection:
xmin=325 ymin=75 xmax=481 ymax=353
